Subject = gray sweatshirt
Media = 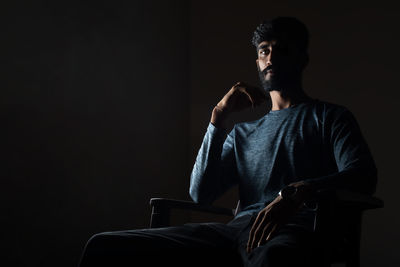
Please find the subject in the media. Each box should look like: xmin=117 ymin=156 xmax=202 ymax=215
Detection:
xmin=189 ymin=99 xmax=377 ymax=229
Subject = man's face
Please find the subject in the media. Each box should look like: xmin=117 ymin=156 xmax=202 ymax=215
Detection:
xmin=256 ymin=39 xmax=306 ymax=92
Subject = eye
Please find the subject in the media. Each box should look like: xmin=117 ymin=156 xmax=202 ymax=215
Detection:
xmin=259 ymin=49 xmax=270 ymax=56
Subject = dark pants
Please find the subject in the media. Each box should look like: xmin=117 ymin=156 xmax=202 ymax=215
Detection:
xmin=79 ymin=214 xmax=321 ymax=267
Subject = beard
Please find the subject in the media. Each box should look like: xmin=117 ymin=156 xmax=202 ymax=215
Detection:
xmin=258 ymin=68 xmax=282 ymax=93
xmin=257 ymin=67 xmax=301 ymax=96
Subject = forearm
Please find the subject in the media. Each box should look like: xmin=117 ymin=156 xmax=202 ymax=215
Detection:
xmin=189 ymin=123 xmax=236 ymax=204
xmin=303 ymin=165 xmax=378 ymax=196
xmin=210 ymin=106 xmax=228 ymax=129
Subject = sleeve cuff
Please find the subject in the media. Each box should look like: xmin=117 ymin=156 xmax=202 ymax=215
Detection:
xmin=207 ymin=122 xmax=228 ymax=136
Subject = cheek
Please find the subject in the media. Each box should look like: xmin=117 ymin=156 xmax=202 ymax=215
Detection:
xmin=258 ymin=60 xmax=268 ymax=71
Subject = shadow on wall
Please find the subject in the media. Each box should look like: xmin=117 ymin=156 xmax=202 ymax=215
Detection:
xmin=2 ymin=1 xmax=190 ymax=266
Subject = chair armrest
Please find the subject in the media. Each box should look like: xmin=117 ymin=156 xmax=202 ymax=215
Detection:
xmin=315 ymin=189 xmax=384 ymax=210
xmin=149 ymin=198 xmax=234 ymax=228
xmin=150 ymin=198 xmax=234 ymax=215
xmin=313 ymin=190 xmax=384 ymax=264
xmin=148 ymin=191 xmax=384 ymax=228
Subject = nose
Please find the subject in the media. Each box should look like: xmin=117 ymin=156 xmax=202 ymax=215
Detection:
xmin=266 ymin=48 xmax=274 ymax=66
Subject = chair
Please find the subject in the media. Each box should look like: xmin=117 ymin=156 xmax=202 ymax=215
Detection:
xmin=149 ymin=190 xmax=384 ymax=267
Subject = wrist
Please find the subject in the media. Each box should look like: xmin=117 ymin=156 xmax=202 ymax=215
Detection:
xmin=279 ymin=181 xmax=313 ymax=204
xmin=278 ymin=185 xmax=298 ymax=202
xmin=211 ymin=106 xmax=229 ymax=129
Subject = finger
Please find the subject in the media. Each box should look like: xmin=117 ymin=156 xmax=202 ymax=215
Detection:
xmin=236 ymin=91 xmax=254 ymax=110
xmin=257 ymin=221 xmax=273 ymax=247
xmin=265 ymin=223 xmax=280 ymax=242
xmin=247 ymin=212 xmax=265 ymax=253
xmin=250 ymin=224 xmax=262 ymax=252
xmin=247 ymin=214 xmax=261 ymax=253
xmin=246 ymin=86 xmax=267 ymax=105
xmin=238 ymin=87 xmax=255 ymax=108
xmin=249 ymin=214 xmax=269 ymax=252
xmin=234 ymin=82 xmax=267 ymax=109
xmin=238 ymin=85 xmax=266 ymax=107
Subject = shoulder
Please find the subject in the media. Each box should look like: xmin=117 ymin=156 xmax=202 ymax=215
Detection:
xmin=311 ymin=100 xmax=362 ymax=134
xmin=310 ymin=99 xmax=348 ymax=113
xmin=310 ymin=99 xmax=355 ymax=119
xmin=233 ymin=115 xmax=267 ymax=137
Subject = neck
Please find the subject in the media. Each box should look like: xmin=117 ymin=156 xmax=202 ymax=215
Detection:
xmin=269 ymin=88 xmax=311 ymax=111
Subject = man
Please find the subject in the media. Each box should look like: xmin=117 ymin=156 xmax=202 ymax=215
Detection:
xmin=79 ymin=17 xmax=377 ymax=267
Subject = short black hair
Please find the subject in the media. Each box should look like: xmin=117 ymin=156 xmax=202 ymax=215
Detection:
xmin=251 ymin=17 xmax=309 ymax=53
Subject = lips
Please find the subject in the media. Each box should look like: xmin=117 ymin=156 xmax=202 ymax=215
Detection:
xmin=263 ymin=66 xmax=274 ymax=75
xmin=265 ymin=69 xmax=275 ymax=76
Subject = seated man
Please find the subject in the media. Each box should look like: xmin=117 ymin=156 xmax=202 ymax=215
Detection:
xmin=78 ymin=17 xmax=377 ymax=267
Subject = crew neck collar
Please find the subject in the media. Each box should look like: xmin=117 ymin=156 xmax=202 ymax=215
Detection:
xmin=268 ymin=98 xmax=316 ymax=115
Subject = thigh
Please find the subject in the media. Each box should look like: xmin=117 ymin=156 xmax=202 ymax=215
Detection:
xmin=79 ymin=222 xmax=240 ymax=267
xmin=237 ymin=222 xmax=319 ymax=267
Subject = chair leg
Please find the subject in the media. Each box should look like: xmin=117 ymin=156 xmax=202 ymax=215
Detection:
xmin=345 ymin=213 xmax=362 ymax=267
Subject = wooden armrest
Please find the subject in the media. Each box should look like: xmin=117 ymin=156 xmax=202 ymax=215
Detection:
xmin=148 ymin=191 xmax=384 ymax=228
xmin=149 ymin=198 xmax=234 ymax=216
xmin=149 ymin=198 xmax=234 ymax=228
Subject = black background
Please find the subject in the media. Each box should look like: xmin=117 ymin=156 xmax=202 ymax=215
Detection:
xmin=2 ymin=0 xmax=399 ymax=266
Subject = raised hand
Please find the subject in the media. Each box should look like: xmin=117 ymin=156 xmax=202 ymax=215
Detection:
xmin=211 ymin=81 xmax=267 ymax=129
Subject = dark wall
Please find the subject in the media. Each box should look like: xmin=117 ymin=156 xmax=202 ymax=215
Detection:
xmin=189 ymin=1 xmax=399 ymax=266
xmin=2 ymin=1 xmax=190 ymax=266
xmin=2 ymin=0 xmax=400 ymax=267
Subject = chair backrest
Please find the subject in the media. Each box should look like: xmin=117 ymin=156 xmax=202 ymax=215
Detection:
xmin=314 ymin=191 xmax=384 ymax=267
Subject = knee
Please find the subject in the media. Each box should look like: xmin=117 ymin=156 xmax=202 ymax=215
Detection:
xmin=84 ymin=230 xmax=147 ymax=255
xmin=80 ymin=231 xmax=142 ymax=267
xmin=255 ymin=245 xmax=299 ymax=267
xmin=263 ymin=246 xmax=288 ymax=265
xmin=79 ymin=232 xmax=114 ymax=267
xmin=84 ymin=232 xmax=112 ymax=252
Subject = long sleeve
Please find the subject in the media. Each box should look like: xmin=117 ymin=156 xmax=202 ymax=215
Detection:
xmin=305 ymin=108 xmax=377 ymax=194
xmin=189 ymin=123 xmax=238 ymax=205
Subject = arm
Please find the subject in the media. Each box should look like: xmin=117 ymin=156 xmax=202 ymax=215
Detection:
xmin=304 ymin=108 xmax=377 ymax=195
xmin=190 ymin=82 xmax=267 ymax=205
xmin=247 ymin=106 xmax=378 ymax=253
xmin=189 ymin=123 xmax=237 ymax=205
